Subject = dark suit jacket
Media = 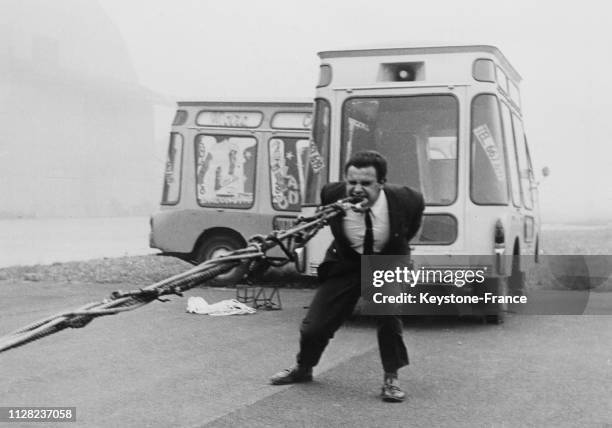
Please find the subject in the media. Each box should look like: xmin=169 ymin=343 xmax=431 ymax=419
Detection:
xmin=317 ymin=182 xmax=425 ymax=280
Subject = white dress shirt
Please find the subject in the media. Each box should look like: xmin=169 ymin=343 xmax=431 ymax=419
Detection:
xmin=343 ymin=189 xmax=390 ymax=254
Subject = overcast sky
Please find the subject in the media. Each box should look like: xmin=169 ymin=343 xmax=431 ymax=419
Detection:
xmin=95 ymin=0 xmax=612 ymax=223
xmin=2 ymin=0 xmax=607 ymax=223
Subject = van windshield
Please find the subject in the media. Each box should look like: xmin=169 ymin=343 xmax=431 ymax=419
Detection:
xmin=341 ymin=95 xmax=458 ymax=205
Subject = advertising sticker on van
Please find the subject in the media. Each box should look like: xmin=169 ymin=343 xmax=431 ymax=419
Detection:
xmin=308 ymin=140 xmax=325 ymax=173
xmin=473 ymin=124 xmax=505 ymax=181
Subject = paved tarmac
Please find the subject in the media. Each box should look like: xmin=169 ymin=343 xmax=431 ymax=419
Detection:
xmin=1 ymin=281 xmax=611 ymax=427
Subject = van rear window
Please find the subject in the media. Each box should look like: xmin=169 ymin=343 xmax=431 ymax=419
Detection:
xmin=303 ymin=99 xmax=330 ymax=206
xmin=194 ymin=134 xmax=257 ymax=209
xmin=269 ymin=137 xmax=311 ymax=211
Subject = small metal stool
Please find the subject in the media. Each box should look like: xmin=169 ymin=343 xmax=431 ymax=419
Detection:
xmin=236 ymin=284 xmax=282 ymax=310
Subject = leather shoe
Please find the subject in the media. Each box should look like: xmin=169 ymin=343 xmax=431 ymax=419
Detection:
xmin=269 ymin=366 xmax=313 ymax=385
xmin=381 ymin=378 xmax=406 ymax=402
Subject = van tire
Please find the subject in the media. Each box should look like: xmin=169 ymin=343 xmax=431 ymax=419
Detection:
xmin=508 ymin=254 xmax=525 ymax=296
xmin=194 ymin=235 xmax=247 ymax=286
xmin=476 ymin=277 xmax=508 ymax=324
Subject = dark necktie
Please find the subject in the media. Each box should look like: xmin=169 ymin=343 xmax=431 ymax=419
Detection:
xmin=363 ymin=208 xmax=374 ymax=255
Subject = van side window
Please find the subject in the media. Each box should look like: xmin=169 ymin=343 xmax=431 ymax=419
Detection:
xmin=500 ymin=103 xmax=522 ymax=207
xmin=470 ymin=94 xmax=509 ymax=205
xmin=511 ymin=116 xmax=534 ymax=209
xmin=161 ymin=133 xmax=183 ymax=205
xmin=194 ymin=134 xmax=257 ymax=209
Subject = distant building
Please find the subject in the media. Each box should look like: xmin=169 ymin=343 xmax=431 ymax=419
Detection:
xmin=0 ymin=0 xmax=171 ymax=217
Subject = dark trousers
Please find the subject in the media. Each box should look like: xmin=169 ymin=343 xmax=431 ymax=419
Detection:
xmin=296 ymin=271 xmax=409 ymax=374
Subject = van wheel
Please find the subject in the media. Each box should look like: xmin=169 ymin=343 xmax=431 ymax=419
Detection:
xmin=194 ymin=235 xmax=247 ymax=286
xmin=477 ymin=277 xmax=508 ymax=324
xmin=508 ymin=254 xmax=525 ymax=296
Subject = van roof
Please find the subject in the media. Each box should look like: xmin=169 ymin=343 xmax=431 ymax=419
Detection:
xmin=318 ymin=44 xmax=521 ymax=82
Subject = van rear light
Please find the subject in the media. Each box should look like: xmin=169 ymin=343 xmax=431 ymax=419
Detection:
xmin=494 ymin=219 xmax=505 ymax=253
xmin=149 ymin=216 xmax=156 ymax=248
xmin=494 ymin=220 xmax=505 ymax=275
xmin=293 ymin=247 xmax=307 ymax=273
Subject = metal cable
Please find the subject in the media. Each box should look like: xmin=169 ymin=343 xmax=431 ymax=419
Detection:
xmin=0 ymin=196 xmax=362 ymax=354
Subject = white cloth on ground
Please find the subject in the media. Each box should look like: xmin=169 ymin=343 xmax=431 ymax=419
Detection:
xmin=186 ymin=296 xmax=256 ymax=316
